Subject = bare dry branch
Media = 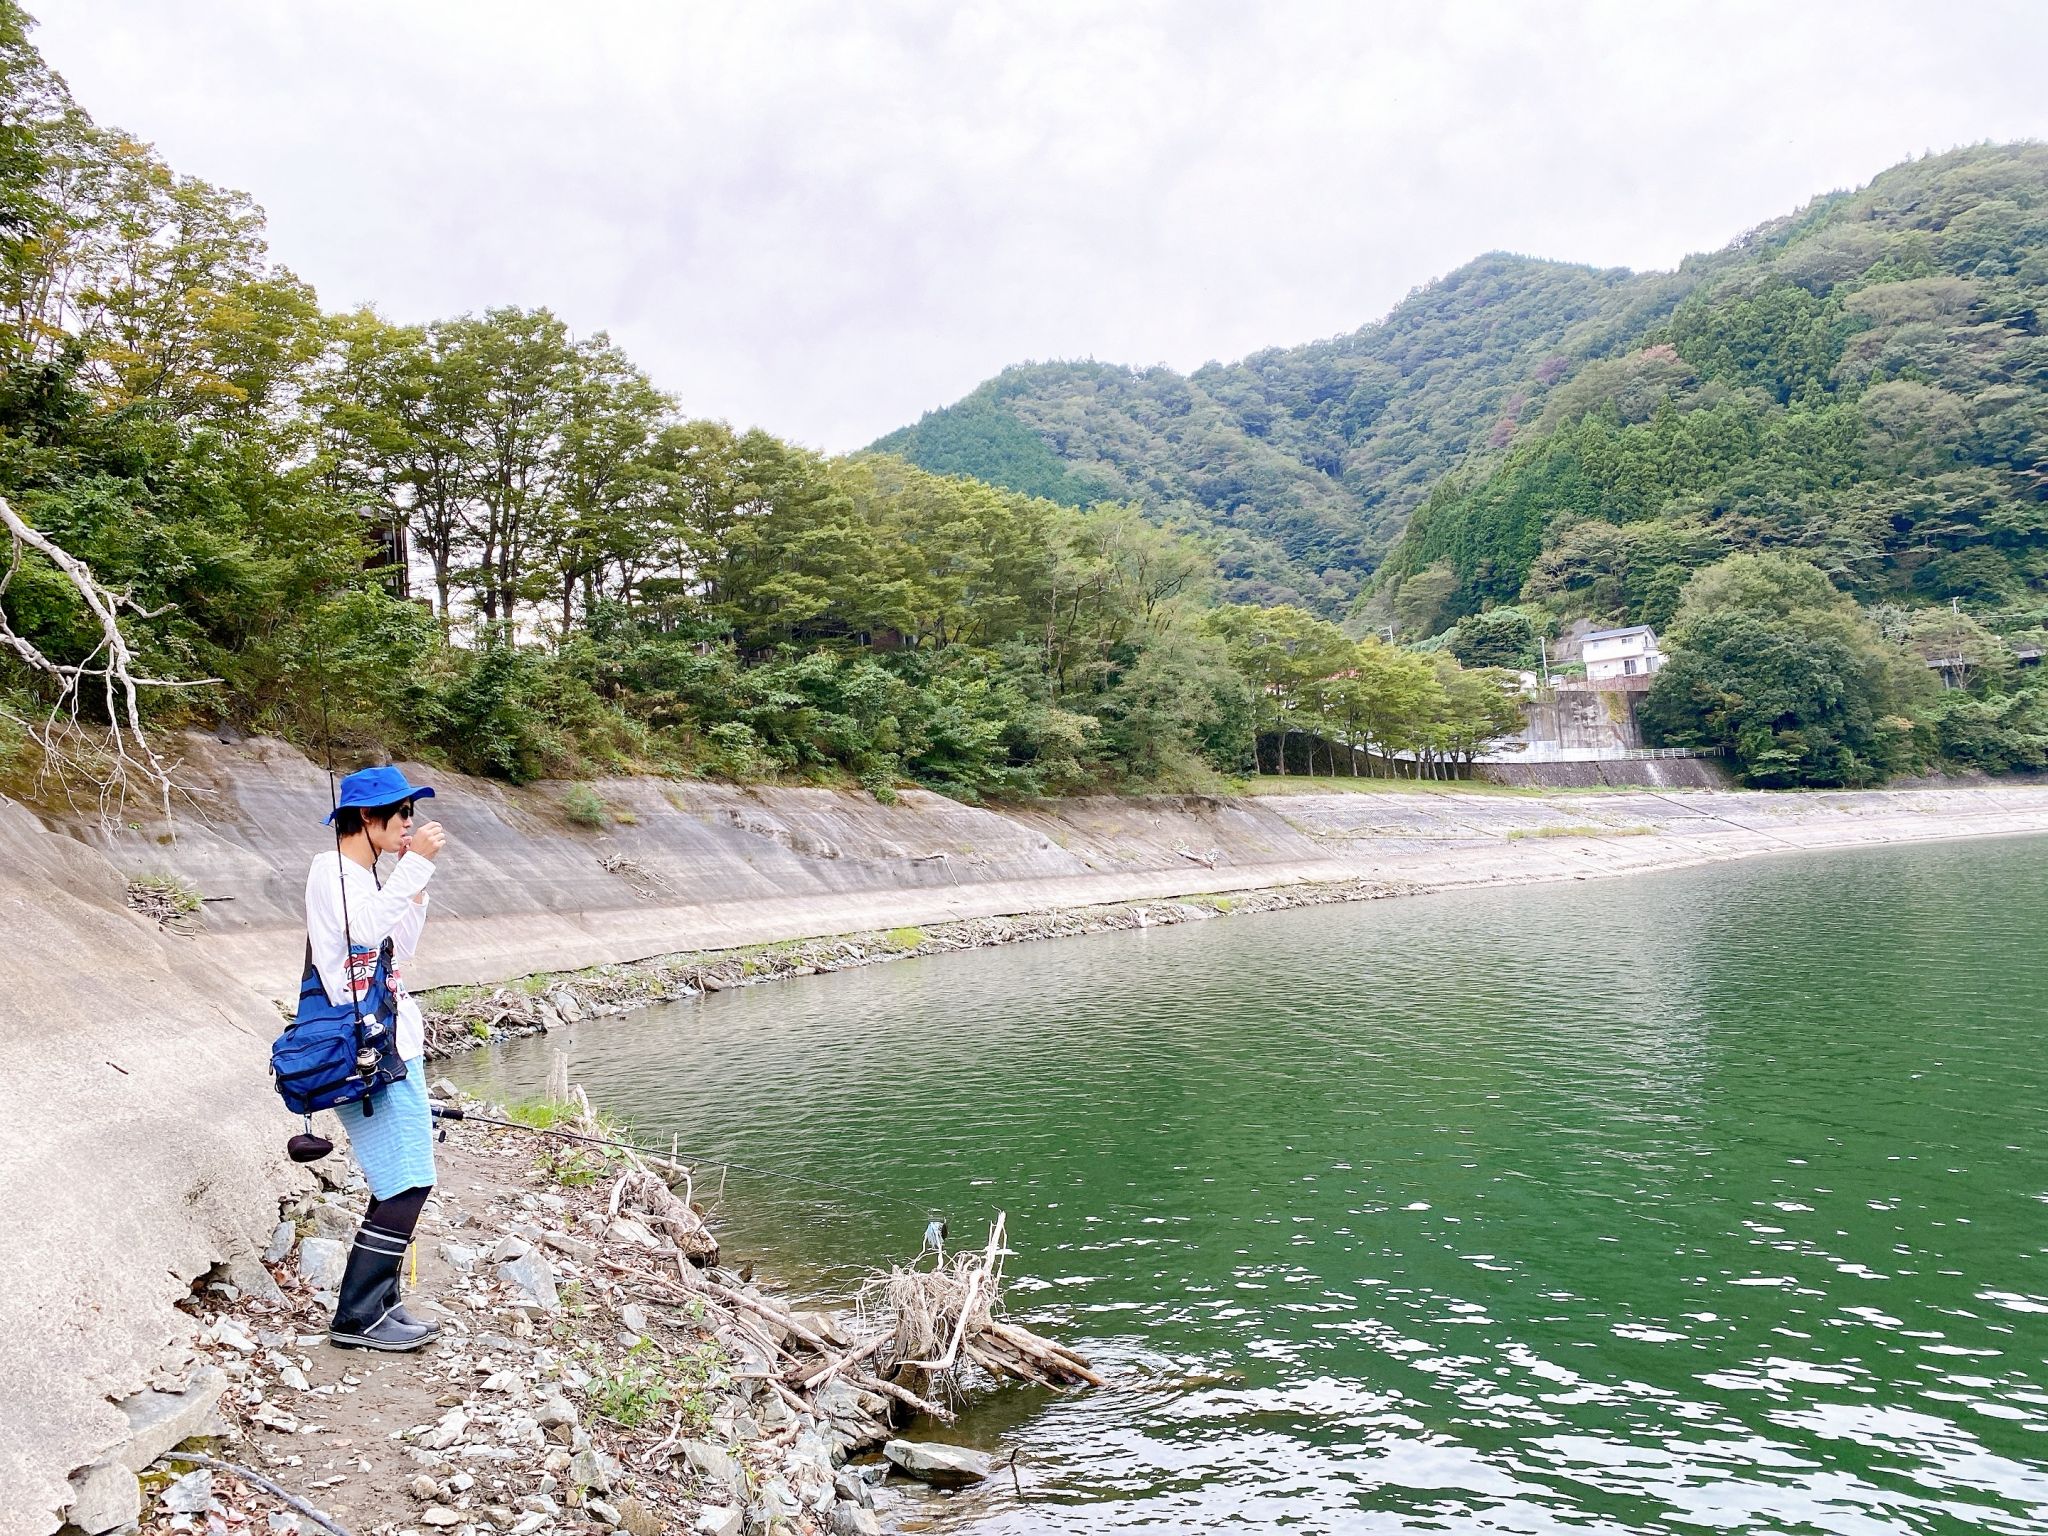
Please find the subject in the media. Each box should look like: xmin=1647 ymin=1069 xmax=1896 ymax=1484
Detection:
xmin=0 ymin=493 xmax=216 ymax=825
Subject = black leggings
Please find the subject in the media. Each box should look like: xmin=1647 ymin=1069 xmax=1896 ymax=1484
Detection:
xmin=363 ymin=1185 xmax=431 ymax=1240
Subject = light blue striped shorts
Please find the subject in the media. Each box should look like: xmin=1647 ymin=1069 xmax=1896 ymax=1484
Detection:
xmin=335 ymin=1056 xmax=436 ymax=1199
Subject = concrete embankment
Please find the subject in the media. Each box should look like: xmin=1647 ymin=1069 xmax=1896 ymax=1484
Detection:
xmin=81 ymin=736 xmax=2048 ymax=1005
xmin=10 ymin=732 xmax=2048 ymax=1531
xmin=0 ymin=798 xmax=305 ymax=1535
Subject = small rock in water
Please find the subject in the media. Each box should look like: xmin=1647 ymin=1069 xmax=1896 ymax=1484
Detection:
xmin=882 ymin=1439 xmax=994 ymax=1490
xmin=832 ymin=1504 xmax=884 ymax=1536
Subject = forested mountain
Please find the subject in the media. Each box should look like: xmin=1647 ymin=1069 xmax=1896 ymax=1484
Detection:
xmin=873 ymin=255 xmax=1685 ymax=611
xmin=1381 ymin=143 xmax=2048 ymax=637
xmin=877 ymin=146 xmax=2048 ymax=646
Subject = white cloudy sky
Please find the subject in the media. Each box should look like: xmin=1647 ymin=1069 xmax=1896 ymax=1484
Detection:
xmin=30 ymin=1 xmax=2048 ymax=451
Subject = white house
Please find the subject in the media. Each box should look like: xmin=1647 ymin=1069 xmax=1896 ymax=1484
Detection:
xmin=1581 ymin=624 xmax=1665 ymax=682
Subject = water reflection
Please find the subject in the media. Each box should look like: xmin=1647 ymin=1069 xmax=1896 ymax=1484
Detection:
xmin=453 ymin=838 xmax=2048 ymax=1534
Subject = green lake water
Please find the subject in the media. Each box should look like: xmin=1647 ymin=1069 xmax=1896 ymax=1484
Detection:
xmin=451 ymin=837 xmax=2048 ymax=1534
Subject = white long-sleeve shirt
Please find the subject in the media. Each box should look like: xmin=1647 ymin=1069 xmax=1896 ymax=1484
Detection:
xmin=305 ymin=849 xmax=436 ymax=1061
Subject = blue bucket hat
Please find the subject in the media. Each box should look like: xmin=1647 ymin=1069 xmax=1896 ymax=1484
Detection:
xmin=325 ymin=765 xmax=436 ymax=825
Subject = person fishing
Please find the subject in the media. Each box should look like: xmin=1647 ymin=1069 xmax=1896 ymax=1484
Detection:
xmin=304 ymin=765 xmax=449 ymax=1352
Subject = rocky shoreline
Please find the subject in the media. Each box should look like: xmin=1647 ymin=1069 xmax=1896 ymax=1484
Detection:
xmin=418 ymin=876 xmax=1423 ymax=1057
xmin=110 ymin=1079 xmax=1055 ymax=1536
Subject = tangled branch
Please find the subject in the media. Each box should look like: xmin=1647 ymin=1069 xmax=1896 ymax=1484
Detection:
xmin=0 ymin=494 xmax=214 ymax=825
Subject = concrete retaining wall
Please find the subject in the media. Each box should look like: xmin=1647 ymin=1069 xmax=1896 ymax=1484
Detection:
xmin=0 ymin=800 xmax=303 ymax=1535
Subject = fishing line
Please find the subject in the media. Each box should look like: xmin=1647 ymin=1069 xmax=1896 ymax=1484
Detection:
xmin=429 ymin=1103 xmax=948 ymax=1227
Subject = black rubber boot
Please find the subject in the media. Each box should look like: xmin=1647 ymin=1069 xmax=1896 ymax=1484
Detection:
xmin=391 ymin=1299 xmax=441 ymax=1340
xmin=329 ymin=1222 xmax=437 ymax=1352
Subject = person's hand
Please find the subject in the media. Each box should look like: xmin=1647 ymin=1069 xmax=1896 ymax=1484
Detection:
xmin=406 ymin=820 xmax=448 ymax=861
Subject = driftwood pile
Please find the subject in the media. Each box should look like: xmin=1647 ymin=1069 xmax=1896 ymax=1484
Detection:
xmin=588 ymin=1115 xmax=1099 ymax=1430
xmin=610 ymin=1203 xmax=1101 ymax=1430
xmin=509 ymin=1064 xmax=1100 ymax=1447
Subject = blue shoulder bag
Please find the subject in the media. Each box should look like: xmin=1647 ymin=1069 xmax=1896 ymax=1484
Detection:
xmin=271 ymin=935 xmax=408 ymax=1116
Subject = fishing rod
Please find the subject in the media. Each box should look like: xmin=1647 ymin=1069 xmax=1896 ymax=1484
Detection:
xmin=430 ymin=1103 xmax=948 ymax=1236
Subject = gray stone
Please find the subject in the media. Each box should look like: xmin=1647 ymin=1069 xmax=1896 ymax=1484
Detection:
xmin=498 ymin=1250 xmax=558 ymax=1312
xmin=429 ymin=1076 xmax=462 ymax=1101
xmin=587 ymin=1497 xmax=621 ymax=1526
xmin=207 ymin=1316 xmax=258 ymax=1353
xmin=717 ymin=1326 xmax=772 ymax=1378
xmin=65 ymin=1460 xmax=140 ymax=1534
xmin=418 ymin=1407 xmax=468 ymax=1451
xmin=568 ymin=1441 xmax=616 ymax=1494
xmin=160 ymin=1468 xmax=217 ymax=1515
xmin=438 ymin=1241 xmax=478 ymax=1271
xmin=831 ymin=1504 xmax=883 ymax=1536
xmin=297 ymin=1236 xmax=348 ymax=1291
xmin=539 ymin=1229 xmax=596 ymax=1264
xmin=883 ymin=1438 xmax=993 ymax=1489
xmin=114 ymin=1365 xmax=229 ymax=1472
xmin=534 ymin=1395 xmax=579 ymax=1431
xmin=224 ymin=1252 xmax=287 ymax=1306
xmin=549 ymin=988 xmax=584 ymax=1022
xmin=787 ymin=1430 xmax=837 ymax=1511
xmin=677 ymin=1439 xmax=744 ymax=1498
xmin=263 ymin=1221 xmax=297 ymax=1264
xmin=693 ymin=1508 xmax=743 ymax=1536
xmin=833 ymin=1470 xmax=874 ymax=1508
xmin=618 ymin=1302 xmax=649 ymax=1338
xmin=754 ymin=1478 xmax=799 ymax=1524
xmin=305 ymin=1199 xmax=357 ymax=1242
